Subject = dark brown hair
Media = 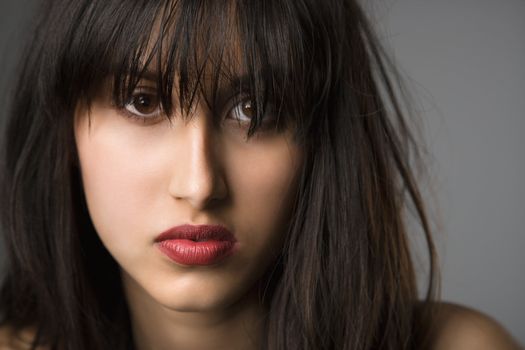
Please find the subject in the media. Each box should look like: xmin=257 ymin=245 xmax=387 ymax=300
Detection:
xmin=0 ymin=0 xmax=438 ymax=349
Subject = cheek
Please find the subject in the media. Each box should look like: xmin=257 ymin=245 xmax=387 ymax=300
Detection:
xmin=237 ymin=159 xmax=295 ymax=217
xmin=74 ymin=115 xmax=168 ymax=255
xmin=227 ymin=138 xmax=302 ymax=250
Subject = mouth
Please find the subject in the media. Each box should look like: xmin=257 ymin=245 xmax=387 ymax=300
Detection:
xmin=191 ymin=238 xmax=208 ymax=242
xmin=154 ymin=224 xmax=238 ymax=266
xmin=155 ymin=224 xmax=237 ymax=243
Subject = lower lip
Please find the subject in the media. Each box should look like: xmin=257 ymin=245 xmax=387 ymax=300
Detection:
xmin=156 ymin=239 xmax=236 ymax=266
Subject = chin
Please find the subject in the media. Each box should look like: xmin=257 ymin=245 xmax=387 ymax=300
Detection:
xmin=161 ymin=292 xmax=226 ymax=312
xmin=149 ymin=276 xmax=243 ymax=313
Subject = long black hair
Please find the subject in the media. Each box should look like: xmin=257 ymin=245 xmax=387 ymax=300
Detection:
xmin=0 ymin=0 xmax=438 ymax=349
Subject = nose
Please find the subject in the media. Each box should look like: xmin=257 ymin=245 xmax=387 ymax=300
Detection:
xmin=167 ymin=110 xmax=227 ymax=210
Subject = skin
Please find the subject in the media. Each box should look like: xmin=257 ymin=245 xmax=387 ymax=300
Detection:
xmin=1 ymin=83 xmax=522 ymax=350
xmin=1 ymin=7 xmax=521 ymax=349
xmin=71 ymin=84 xmax=523 ymax=350
xmin=431 ymin=303 xmax=522 ymax=350
xmin=73 ymin=82 xmax=304 ymax=350
xmin=1 ymin=302 xmax=521 ymax=350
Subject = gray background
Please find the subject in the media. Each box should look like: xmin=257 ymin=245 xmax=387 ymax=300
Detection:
xmin=1 ymin=0 xmax=524 ymax=344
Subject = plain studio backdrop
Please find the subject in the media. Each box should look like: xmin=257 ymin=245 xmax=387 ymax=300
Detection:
xmin=1 ymin=0 xmax=524 ymax=345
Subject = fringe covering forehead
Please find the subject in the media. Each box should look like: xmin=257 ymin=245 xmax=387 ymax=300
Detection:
xmin=58 ymin=0 xmax=344 ymax=139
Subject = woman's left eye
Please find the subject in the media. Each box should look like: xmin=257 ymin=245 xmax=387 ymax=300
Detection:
xmin=124 ymin=90 xmax=162 ymax=119
xmin=229 ymin=97 xmax=256 ymax=125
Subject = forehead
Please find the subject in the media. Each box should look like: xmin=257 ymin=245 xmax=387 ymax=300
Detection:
xmin=139 ymin=2 xmax=243 ymax=68
xmin=62 ymin=0 xmax=321 ymax=140
xmin=79 ymin=0 xmax=296 ymax=89
xmin=118 ymin=1 xmax=249 ymax=91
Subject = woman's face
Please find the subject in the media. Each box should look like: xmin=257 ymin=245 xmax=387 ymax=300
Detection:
xmin=74 ymin=79 xmax=303 ymax=313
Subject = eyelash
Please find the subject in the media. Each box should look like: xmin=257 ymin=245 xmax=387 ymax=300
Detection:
xmin=120 ymin=88 xmax=163 ymax=122
xmin=119 ymin=88 xmax=273 ymax=130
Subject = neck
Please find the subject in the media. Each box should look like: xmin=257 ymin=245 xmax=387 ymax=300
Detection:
xmin=122 ymin=272 xmax=266 ymax=350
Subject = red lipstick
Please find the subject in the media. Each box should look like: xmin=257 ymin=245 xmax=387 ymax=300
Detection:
xmin=154 ymin=224 xmax=237 ymax=266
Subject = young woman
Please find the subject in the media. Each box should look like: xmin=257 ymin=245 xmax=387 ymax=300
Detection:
xmin=0 ymin=0 xmax=520 ymax=349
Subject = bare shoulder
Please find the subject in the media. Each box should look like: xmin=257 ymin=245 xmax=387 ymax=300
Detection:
xmin=430 ymin=301 xmax=522 ymax=350
xmin=0 ymin=325 xmax=47 ymax=350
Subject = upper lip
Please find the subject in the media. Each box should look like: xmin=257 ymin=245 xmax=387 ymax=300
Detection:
xmin=155 ymin=224 xmax=237 ymax=243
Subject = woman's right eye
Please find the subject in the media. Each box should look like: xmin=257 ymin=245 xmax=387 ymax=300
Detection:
xmin=123 ymin=89 xmax=162 ymax=120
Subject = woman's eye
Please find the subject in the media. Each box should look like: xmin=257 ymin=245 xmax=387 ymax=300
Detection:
xmin=124 ymin=91 xmax=161 ymax=118
xmin=229 ymin=98 xmax=256 ymax=125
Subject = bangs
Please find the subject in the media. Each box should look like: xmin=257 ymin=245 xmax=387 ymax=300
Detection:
xmin=57 ymin=0 xmax=332 ymax=139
